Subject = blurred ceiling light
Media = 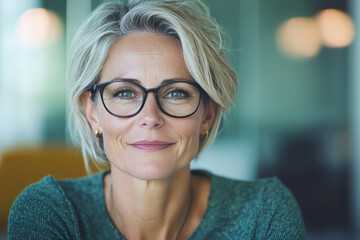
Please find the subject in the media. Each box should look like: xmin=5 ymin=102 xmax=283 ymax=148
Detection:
xmin=315 ymin=9 xmax=355 ymax=48
xmin=276 ymin=17 xmax=322 ymax=59
xmin=16 ymin=8 xmax=63 ymax=48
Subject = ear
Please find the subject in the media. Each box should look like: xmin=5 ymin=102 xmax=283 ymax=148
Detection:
xmin=200 ymin=100 xmax=217 ymax=134
xmin=82 ymin=91 xmax=100 ymax=132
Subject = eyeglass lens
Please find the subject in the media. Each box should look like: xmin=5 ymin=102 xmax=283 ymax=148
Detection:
xmin=101 ymin=81 xmax=201 ymax=117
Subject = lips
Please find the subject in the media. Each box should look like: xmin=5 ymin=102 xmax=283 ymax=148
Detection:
xmin=129 ymin=140 xmax=174 ymax=151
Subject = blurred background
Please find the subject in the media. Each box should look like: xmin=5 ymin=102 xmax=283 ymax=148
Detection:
xmin=0 ymin=0 xmax=359 ymax=239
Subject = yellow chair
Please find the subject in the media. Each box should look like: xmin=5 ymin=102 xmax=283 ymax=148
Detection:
xmin=0 ymin=144 xmax=104 ymax=235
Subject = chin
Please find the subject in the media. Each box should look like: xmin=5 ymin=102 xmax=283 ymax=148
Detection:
xmin=123 ymin=156 xmax=179 ymax=181
xmin=127 ymin=166 xmax=177 ymax=181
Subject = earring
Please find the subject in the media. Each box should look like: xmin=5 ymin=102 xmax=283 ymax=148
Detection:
xmin=202 ymin=130 xmax=209 ymax=140
xmin=95 ymin=129 xmax=102 ymax=138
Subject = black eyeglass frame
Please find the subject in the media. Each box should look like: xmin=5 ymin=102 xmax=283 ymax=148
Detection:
xmin=90 ymin=79 xmax=204 ymax=118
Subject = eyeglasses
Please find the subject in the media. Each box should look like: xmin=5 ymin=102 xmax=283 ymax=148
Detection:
xmin=90 ymin=80 xmax=203 ymax=118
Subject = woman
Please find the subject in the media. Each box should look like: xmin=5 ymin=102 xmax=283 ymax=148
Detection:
xmin=8 ymin=0 xmax=306 ymax=239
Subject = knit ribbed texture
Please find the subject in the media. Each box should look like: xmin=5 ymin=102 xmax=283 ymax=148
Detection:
xmin=8 ymin=170 xmax=306 ymax=239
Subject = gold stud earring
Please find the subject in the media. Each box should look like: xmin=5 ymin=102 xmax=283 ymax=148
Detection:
xmin=95 ymin=129 xmax=102 ymax=138
xmin=202 ymin=130 xmax=209 ymax=140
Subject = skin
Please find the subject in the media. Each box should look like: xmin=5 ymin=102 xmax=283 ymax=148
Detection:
xmin=83 ymin=32 xmax=216 ymax=239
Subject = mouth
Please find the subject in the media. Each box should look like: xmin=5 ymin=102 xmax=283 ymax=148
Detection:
xmin=129 ymin=140 xmax=174 ymax=151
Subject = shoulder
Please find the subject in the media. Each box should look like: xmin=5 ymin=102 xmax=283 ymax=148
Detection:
xmin=8 ymin=175 xmax=83 ymax=240
xmin=208 ymin=174 xmax=306 ymax=239
xmin=208 ymin=174 xmax=281 ymax=205
xmin=210 ymin=174 xmax=299 ymax=211
xmin=54 ymin=171 xmax=107 ymax=222
xmin=256 ymin=178 xmax=306 ymax=239
xmin=56 ymin=171 xmax=105 ymax=202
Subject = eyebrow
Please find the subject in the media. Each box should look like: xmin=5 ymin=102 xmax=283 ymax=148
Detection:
xmin=108 ymin=78 xmax=194 ymax=85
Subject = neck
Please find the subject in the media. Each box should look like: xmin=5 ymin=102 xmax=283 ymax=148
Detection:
xmin=105 ymin=166 xmax=193 ymax=240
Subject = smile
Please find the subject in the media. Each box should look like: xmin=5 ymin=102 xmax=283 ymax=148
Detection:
xmin=129 ymin=141 xmax=174 ymax=151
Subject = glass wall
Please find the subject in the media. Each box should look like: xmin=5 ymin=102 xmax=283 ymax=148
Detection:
xmin=0 ymin=0 xmax=66 ymax=152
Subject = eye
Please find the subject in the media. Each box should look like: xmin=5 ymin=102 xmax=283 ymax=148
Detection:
xmin=164 ymin=89 xmax=189 ymax=100
xmin=114 ymin=88 xmax=137 ymax=100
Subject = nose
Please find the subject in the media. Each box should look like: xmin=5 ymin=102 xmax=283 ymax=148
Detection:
xmin=137 ymin=92 xmax=165 ymax=128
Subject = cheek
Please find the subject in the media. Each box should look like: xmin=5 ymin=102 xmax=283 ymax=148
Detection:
xmin=98 ymin=108 xmax=132 ymax=158
xmin=175 ymin=118 xmax=203 ymax=162
xmin=98 ymin=102 xmax=129 ymax=137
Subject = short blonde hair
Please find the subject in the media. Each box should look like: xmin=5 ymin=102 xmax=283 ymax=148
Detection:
xmin=67 ymin=0 xmax=238 ymax=173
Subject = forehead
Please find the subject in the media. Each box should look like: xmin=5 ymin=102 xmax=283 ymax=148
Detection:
xmin=100 ymin=32 xmax=192 ymax=85
xmin=109 ymin=32 xmax=182 ymax=58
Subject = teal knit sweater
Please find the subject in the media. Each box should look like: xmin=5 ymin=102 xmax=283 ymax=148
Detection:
xmin=8 ymin=171 xmax=306 ymax=239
